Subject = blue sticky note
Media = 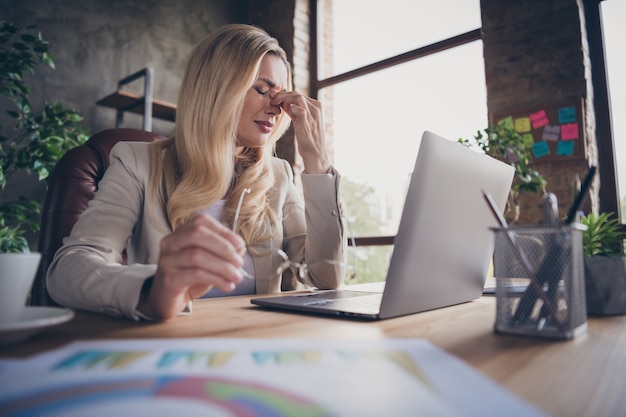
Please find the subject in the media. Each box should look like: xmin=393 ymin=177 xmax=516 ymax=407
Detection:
xmin=558 ymin=106 xmax=576 ymax=124
xmin=557 ymin=140 xmax=575 ymax=156
xmin=532 ymin=141 xmax=550 ymax=158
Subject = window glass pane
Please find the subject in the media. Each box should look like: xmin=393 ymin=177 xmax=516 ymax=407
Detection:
xmin=319 ymin=0 xmax=485 ymax=282
xmin=600 ymin=0 xmax=626 ymax=220
xmin=324 ymin=0 xmax=482 ymax=77
xmin=324 ymin=41 xmax=487 ymax=239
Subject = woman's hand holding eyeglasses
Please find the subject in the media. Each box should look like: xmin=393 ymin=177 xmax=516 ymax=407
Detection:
xmin=136 ymin=214 xmax=246 ymax=320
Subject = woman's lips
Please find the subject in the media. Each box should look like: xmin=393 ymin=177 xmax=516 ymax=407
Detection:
xmin=255 ymin=120 xmax=274 ymax=133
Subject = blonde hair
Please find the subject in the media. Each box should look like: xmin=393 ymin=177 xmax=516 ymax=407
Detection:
xmin=149 ymin=24 xmax=293 ymax=246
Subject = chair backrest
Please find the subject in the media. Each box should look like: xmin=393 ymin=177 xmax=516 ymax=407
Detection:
xmin=31 ymin=128 xmax=165 ymax=306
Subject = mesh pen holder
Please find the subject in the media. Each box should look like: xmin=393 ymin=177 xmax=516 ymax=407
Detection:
xmin=492 ymin=224 xmax=587 ymax=340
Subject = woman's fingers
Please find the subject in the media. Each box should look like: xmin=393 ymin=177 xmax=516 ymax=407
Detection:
xmin=142 ymin=214 xmax=247 ymax=319
xmin=164 ymin=214 xmax=245 ymax=261
xmin=160 ymin=214 xmax=245 ymax=284
xmin=272 ymin=92 xmax=320 ymax=124
xmin=271 ymin=91 xmax=330 ymax=173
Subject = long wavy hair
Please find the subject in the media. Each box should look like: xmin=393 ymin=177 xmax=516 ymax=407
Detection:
xmin=149 ymin=24 xmax=293 ymax=246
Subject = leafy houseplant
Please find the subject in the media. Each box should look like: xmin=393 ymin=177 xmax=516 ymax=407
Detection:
xmin=580 ymin=212 xmax=626 ymax=315
xmin=459 ymin=124 xmax=547 ymax=224
xmin=0 ymin=21 xmax=89 ymax=253
xmin=581 ymin=212 xmax=625 ymax=257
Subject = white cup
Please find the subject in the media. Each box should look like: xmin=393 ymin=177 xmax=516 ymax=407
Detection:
xmin=0 ymin=253 xmax=42 ymax=323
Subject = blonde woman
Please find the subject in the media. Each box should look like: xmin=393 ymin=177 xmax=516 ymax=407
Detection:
xmin=47 ymin=24 xmax=346 ymax=320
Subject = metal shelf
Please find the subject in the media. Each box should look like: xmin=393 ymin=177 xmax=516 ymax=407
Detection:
xmin=95 ymin=68 xmax=175 ymax=131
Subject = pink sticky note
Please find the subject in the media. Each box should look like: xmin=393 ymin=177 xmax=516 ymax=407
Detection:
xmin=561 ymin=123 xmax=579 ymax=140
xmin=530 ymin=110 xmax=549 ymax=129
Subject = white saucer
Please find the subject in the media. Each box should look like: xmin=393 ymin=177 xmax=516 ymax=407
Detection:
xmin=0 ymin=306 xmax=74 ymax=346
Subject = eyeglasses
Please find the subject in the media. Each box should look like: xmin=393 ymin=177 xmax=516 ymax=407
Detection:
xmin=232 ymin=187 xmax=357 ymax=285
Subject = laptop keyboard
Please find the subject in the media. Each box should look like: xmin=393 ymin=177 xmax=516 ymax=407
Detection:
xmin=300 ymin=290 xmax=377 ymax=300
xmin=300 ymin=291 xmax=382 ymax=309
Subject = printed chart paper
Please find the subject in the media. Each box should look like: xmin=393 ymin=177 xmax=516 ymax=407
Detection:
xmin=0 ymin=338 xmax=547 ymax=417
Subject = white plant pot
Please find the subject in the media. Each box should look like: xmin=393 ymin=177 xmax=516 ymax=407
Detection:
xmin=584 ymin=256 xmax=626 ymax=315
xmin=0 ymin=252 xmax=42 ymax=322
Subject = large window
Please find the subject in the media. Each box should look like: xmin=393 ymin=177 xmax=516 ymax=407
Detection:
xmin=314 ymin=0 xmax=484 ymax=282
xmin=313 ymin=0 xmax=625 ymax=283
xmin=600 ymin=0 xmax=626 ymax=221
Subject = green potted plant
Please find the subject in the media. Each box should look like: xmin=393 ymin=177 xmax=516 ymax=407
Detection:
xmin=580 ymin=212 xmax=626 ymax=315
xmin=459 ymin=124 xmax=547 ymax=224
xmin=1 ymin=21 xmax=89 ymax=305
xmin=0 ymin=21 xmax=89 ymax=254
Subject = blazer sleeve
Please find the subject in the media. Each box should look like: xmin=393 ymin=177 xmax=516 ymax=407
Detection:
xmin=46 ymin=142 xmax=158 ymax=320
xmin=280 ymin=161 xmax=347 ymax=290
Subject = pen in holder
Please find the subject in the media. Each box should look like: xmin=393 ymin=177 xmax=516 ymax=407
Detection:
xmin=492 ymin=224 xmax=587 ymax=340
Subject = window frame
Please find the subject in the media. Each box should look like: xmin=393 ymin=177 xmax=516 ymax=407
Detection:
xmin=309 ymin=0 xmax=481 ymax=245
xmin=310 ymin=0 xmax=624 ymax=241
xmin=584 ymin=0 xmax=623 ymax=232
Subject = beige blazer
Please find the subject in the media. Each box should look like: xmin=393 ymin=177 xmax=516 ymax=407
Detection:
xmin=47 ymin=141 xmax=346 ymax=320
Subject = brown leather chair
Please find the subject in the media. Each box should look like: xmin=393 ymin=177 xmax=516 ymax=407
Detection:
xmin=31 ymin=128 xmax=165 ymax=306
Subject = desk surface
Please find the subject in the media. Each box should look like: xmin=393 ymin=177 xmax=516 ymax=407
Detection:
xmin=1 ymin=293 xmax=625 ymax=417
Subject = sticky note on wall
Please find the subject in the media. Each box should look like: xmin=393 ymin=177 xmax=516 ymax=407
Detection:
xmin=506 ymin=147 xmax=519 ymax=163
xmin=514 ymin=117 xmax=531 ymax=132
xmin=530 ymin=110 xmax=549 ymax=129
xmin=542 ymin=125 xmax=560 ymax=141
xmin=498 ymin=116 xmax=514 ymax=130
xmin=558 ymin=106 xmax=576 ymax=123
xmin=557 ymin=140 xmax=575 ymax=156
xmin=533 ymin=141 xmax=550 ymax=158
xmin=521 ymin=133 xmax=535 ymax=147
xmin=561 ymin=123 xmax=579 ymax=140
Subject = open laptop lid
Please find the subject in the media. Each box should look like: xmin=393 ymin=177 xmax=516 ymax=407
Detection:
xmin=378 ymin=131 xmax=514 ymax=318
xmin=251 ymin=131 xmax=514 ymax=320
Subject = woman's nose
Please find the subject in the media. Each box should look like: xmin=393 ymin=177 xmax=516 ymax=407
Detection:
xmin=267 ymin=94 xmax=281 ymax=114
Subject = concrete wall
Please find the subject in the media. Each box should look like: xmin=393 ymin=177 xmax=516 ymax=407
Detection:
xmin=0 ymin=0 xmax=251 ymax=248
xmin=0 ymin=0 xmax=250 ymax=136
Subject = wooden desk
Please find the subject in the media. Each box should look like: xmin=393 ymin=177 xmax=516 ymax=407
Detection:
xmin=1 ymin=295 xmax=625 ymax=417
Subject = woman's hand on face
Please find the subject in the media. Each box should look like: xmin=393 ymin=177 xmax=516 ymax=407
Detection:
xmin=137 ymin=214 xmax=246 ymax=320
xmin=272 ymin=91 xmax=330 ymax=174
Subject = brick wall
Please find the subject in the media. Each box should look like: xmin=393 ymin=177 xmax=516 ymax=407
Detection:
xmin=481 ymin=0 xmax=598 ymax=224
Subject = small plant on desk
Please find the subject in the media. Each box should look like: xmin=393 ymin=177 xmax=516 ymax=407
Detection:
xmin=581 ymin=212 xmax=625 ymax=257
xmin=580 ymin=212 xmax=626 ymax=315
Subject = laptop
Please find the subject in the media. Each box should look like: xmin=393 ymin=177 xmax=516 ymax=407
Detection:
xmin=251 ymin=131 xmax=514 ymax=320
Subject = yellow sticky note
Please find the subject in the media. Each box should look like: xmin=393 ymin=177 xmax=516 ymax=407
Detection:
xmin=514 ymin=117 xmax=532 ymax=133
